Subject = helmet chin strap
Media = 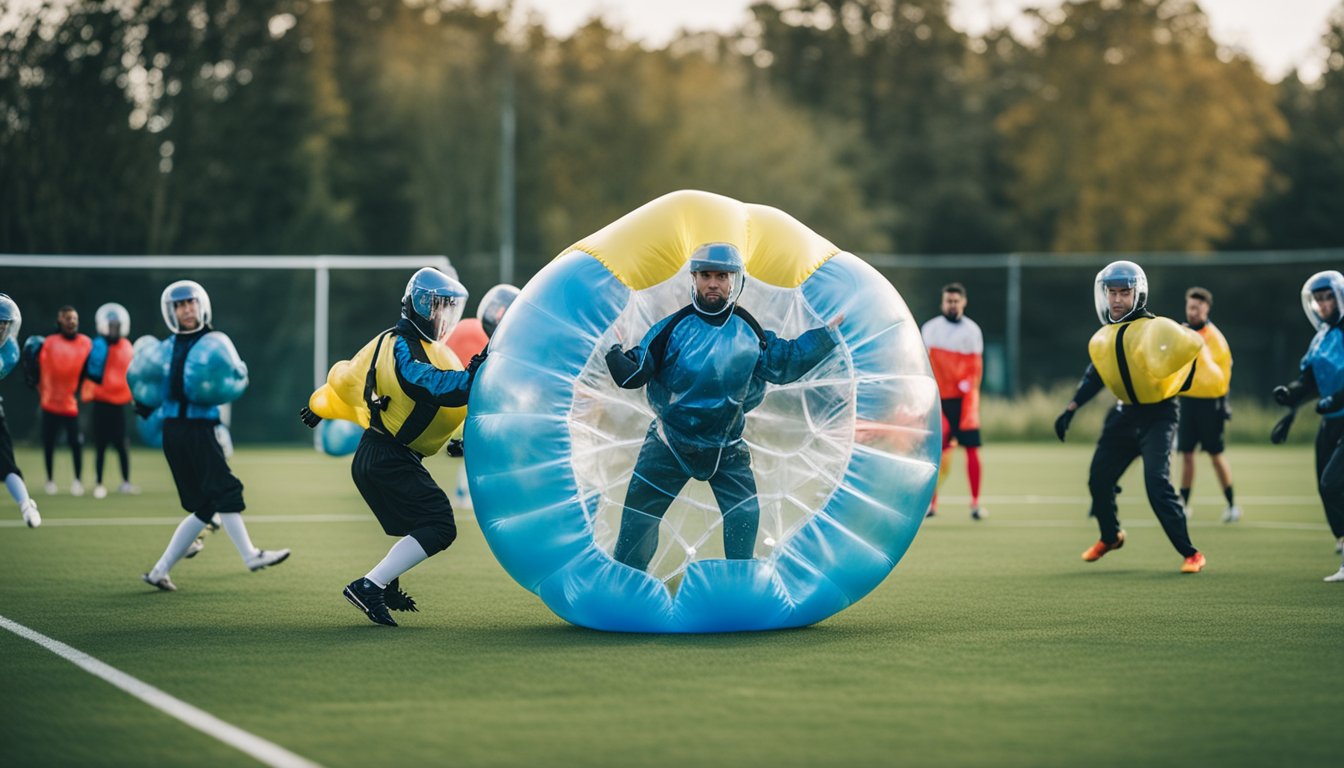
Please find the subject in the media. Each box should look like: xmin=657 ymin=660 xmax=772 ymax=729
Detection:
xmin=689 ymin=274 xmax=744 ymax=317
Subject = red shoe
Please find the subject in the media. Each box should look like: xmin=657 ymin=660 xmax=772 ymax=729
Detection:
xmin=1081 ymin=530 xmax=1126 ymax=562
xmin=1180 ymin=552 xmax=1206 ymax=573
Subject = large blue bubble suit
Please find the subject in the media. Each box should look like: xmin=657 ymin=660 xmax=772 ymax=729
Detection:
xmin=466 ymin=193 xmax=940 ymax=632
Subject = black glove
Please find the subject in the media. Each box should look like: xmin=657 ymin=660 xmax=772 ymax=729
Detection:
xmin=467 ymin=349 xmax=488 ymax=374
xmin=1273 ymin=380 xmax=1309 ymax=407
xmin=446 ymin=438 xmax=464 ymax=458
xmin=1318 ymin=394 xmax=1344 ymax=415
xmin=299 ymin=406 xmax=322 ymax=429
xmin=1054 ymin=408 xmax=1075 ymax=442
xmin=1270 ymin=410 xmax=1296 ymax=445
xmin=1218 ymin=396 xmax=1232 ymax=421
xmin=132 ymin=401 xmax=154 ymax=419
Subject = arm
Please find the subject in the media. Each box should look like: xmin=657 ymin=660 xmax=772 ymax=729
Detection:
xmin=1273 ymin=369 xmax=1318 ymax=408
xmin=393 ymin=336 xmax=473 ymax=408
xmin=1054 ymin=364 xmax=1105 ymax=442
xmin=606 ymin=345 xmax=655 ymax=389
xmin=756 ymin=319 xmax=841 ymax=385
xmin=85 ymin=337 xmax=108 ymax=384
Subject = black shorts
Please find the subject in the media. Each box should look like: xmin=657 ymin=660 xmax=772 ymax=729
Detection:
xmin=162 ymin=419 xmax=245 ymax=520
xmin=940 ymin=398 xmax=982 ymax=448
xmin=1177 ymin=397 xmax=1226 ymax=454
xmin=0 ymin=414 xmax=21 ymax=479
xmin=351 ymin=428 xmax=457 ymax=555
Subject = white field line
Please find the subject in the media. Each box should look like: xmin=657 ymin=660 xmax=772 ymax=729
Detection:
xmin=0 ymin=512 xmax=478 ymax=528
xmin=0 ymin=615 xmax=323 ymax=768
xmin=938 ymin=495 xmax=1321 ymax=505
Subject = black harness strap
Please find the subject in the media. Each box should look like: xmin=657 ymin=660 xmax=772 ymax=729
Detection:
xmin=1114 ymin=323 xmax=1142 ymax=405
xmin=1179 ymin=358 xmax=1198 ymax=393
xmin=364 ymin=331 xmax=394 ymax=433
xmin=644 ymin=304 xmax=770 ymax=376
xmin=390 ymin=329 xmax=441 ymax=447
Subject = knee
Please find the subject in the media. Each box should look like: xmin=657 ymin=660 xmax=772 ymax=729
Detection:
xmin=415 ymin=521 xmax=457 ymax=555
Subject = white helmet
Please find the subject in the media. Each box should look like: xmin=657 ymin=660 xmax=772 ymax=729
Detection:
xmin=1094 ymin=260 xmax=1148 ymax=325
xmin=161 ymin=280 xmax=211 ymax=334
xmin=95 ymin=302 xmax=131 ymax=338
xmin=1301 ymin=270 xmax=1344 ymax=330
xmin=0 ymin=293 xmax=21 ymax=346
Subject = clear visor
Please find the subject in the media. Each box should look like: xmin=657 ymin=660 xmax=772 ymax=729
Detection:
xmin=426 ymin=294 xmax=466 ymax=342
xmin=1094 ymin=276 xmax=1144 ymax=325
xmin=689 ymin=270 xmax=744 ymax=316
xmin=162 ymin=296 xmax=210 ymax=334
xmin=1301 ymin=275 xmax=1344 ymax=330
xmin=0 ymin=297 xmax=20 ymax=347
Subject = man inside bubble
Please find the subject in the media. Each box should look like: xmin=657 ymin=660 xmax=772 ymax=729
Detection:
xmin=604 ymin=243 xmax=844 ymax=571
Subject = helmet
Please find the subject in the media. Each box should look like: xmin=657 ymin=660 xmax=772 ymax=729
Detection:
xmin=477 ymin=284 xmax=520 ymax=338
xmin=1094 ymin=260 xmax=1148 ymax=325
xmin=95 ymin=302 xmax=131 ymax=338
xmin=1301 ymin=270 xmax=1344 ymax=330
xmin=161 ymin=280 xmax=211 ymax=334
xmin=0 ymin=293 xmax=21 ymax=346
xmin=401 ymin=267 xmax=468 ymax=342
xmin=688 ymin=242 xmax=746 ymax=316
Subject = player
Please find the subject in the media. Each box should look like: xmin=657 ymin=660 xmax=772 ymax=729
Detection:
xmin=921 ymin=283 xmax=986 ymax=520
xmin=0 ymin=294 xmax=40 ymax=527
xmin=83 ymin=303 xmax=138 ymax=498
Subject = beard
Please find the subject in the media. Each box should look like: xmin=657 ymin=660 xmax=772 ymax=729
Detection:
xmin=942 ymin=310 xmax=961 ymax=322
xmin=696 ymin=292 xmax=728 ymax=313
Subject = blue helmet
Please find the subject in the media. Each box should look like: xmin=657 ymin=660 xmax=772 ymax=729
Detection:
xmin=161 ymin=280 xmax=211 ymax=334
xmin=1094 ymin=260 xmax=1148 ymax=325
xmin=0 ymin=293 xmax=20 ymax=346
xmin=688 ymin=243 xmax=745 ymax=316
xmin=1301 ymin=270 xmax=1344 ymax=330
xmin=402 ymin=267 xmax=468 ymax=342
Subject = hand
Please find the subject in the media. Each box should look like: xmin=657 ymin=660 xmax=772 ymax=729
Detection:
xmin=1272 ymin=385 xmax=1290 ymax=406
xmin=1218 ymin=396 xmax=1232 ymax=421
xmin=608 ymin=343 xmax=623 ymax=355
xmin=1318 ymin=394 xmax=1343 ymax=415
xmin=467 ymin=349 xmax=488 ymax=374
xmin=1270 ymin=411 xmax=1295 ymax=445
xmin=446 ymin=438 xmax=464 ymax=458
xmin=827 ymin=314 xmax=845 ymax=331
xmin=1054 ymin=408 xmax=1075 ymax=442
xmin=133 ymin=401 xmax=154 ymax=419
xmin=299 ymin=406 xmax=322 ymax=429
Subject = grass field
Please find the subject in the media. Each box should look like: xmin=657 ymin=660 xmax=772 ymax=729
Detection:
xmin=1 ymin=442 xmax=1341 ymax=768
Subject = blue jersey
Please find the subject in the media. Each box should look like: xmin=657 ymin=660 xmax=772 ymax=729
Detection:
xmin=1303 ymin=324 xmax=1344 ymax=420
xmin=610 ymin=306 xmax=837 ymax=450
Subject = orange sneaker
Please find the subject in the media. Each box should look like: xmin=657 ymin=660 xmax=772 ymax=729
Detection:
xmin=1082 ymin=530 xmax=1126 ymax=562
xmin=1180 ymin=552 xmax=1206 ymax=573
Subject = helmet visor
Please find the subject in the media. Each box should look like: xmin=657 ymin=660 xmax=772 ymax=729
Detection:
xmin=424 ymin=294 xmax=466 ymax=343
xmin=0 ymin=296 xmax=20 ymax=346
xmin=1301 ymin=271 xmax=1344 ymax=330
xmin=161 ymin=280 xmax=211 ymax=334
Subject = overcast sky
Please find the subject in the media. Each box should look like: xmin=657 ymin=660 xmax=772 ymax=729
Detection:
xmin=508 ymin=0 xmax=1340 ymax=82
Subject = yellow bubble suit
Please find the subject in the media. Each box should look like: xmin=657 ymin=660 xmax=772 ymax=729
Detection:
xmin=1088 ymin=317 xmax=1204 ymax=405
xmin=1185 ymin=322 xmax=1233 ymax=398
xmin=309 ymin=332 xmax=467 ymax=457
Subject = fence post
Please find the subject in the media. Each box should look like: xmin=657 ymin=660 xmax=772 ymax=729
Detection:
xmin=1006 ymin=253 xmax=1021 ymax=396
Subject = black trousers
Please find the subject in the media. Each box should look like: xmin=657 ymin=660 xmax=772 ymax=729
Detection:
xmin=1316 ymin=417 xmax=1344 ymax=539
xmin=0 ymin=413 xmax=21 ymax=479
xmin=163 ymin=419 xmax=244 ymax=521
xmin=351 ymin=428 xmax=457 ymax=555
xmin=92 ymin=401 xmax=130 ymax=484
xmin=41 ymin=410 xmax=82 ymax=481
xmin=1088 ymin=401 xmax=1197 ymax=557
xmin=613 ymin=425 xmax=760 ymax=571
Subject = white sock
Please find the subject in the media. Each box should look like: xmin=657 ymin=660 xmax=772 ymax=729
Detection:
xmin=365 ymin=537 xmax=430 ymax=589
xmin=152 ymin=515 xmax=209 ymax=577
xmin=218 ymin=513 xmax=259 ymax=561
xmin=5 ymin=473 xmax=30 ymax=505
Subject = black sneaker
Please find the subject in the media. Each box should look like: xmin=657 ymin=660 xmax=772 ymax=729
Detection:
xmin=343 ymin=578 xmax=397 ymax=626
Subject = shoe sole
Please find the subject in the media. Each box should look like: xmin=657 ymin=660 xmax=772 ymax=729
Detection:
xmin=142 ymin=574 xmax=176 ymax=592
xmin=183 ymin=541 xmax=204 ymax=559
xmin=1082 ymin=534 xmax=1125 ymax=562
xmin=248 ymin=551 xmax=291 ymax=572
xmin=343 ymin=587 xmax=397 ymax=626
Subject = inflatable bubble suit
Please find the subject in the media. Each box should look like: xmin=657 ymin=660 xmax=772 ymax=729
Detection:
xmin=465 ymin=190 xmax=941 ymax=633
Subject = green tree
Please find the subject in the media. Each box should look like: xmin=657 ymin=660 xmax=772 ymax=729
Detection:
xmin=995 ymin=0 xmax=1286 ymax=252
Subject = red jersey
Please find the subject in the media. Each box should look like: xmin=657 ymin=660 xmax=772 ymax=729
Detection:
xmin=38 ymin=333 xmax=92 ymax=416
xmin=446 ymin=318 xmax=489 ymax=368
xmin=920 ymin=314 xmax=984 ymax=431
xmin=81 ymin=337 xmax=134 ymax=405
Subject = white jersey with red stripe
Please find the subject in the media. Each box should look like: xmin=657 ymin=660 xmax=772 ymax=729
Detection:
xmin=921 ymin=314 xmax=984 ymax=430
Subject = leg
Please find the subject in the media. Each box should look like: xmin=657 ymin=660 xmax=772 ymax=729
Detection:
xmin=1317 ymin=420 xmax=1344 ymax=540
xmin=41 ymin=411 xmax=58 ymax=484
xmin=1179 ymin=452 xmax=1195 ymax=503
xmin=613 ymin=432 xmax=691 ymax=570
xmin=63 ymin=415 xmax=83 ymax=483
xmin=708 ymin=444 xmax=761 ymax=560
xmin=1088 ymin=409 xmax=1140 ymax=544
xmin=959 ymin=427 xmax=984 ymax=517
xmin=1139 ymin=414 xmax=1197 ymax=558
xmin=929 ymin=409 xmax=955 ymax=515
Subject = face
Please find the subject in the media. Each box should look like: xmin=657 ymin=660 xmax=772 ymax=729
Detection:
xmin=57 ymin=310 xmax=78 ymax=335
xmin=1185 ymin=297 xmax=1209 ymax=325
xmin=694 ymin=271 xmax=734 ymax=313
xmin=941 ymin=291 xmax=966 ymax=320
xmin=174 ymin=299 xmax=200 ymax=331
xmin=1314 ymin=288 xmax=1339 ymax=324
xmin=0 ymin=320 xmax=10 ymax=344
xmin=1106 ymin=286 xmax=1135 ymax=321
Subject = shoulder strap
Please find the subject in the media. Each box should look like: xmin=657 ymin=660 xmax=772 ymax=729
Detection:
xmin=731 ymin=306 xmax=769 ymax=349
xmin=1113 ymin=323 xmax=1141 ymax=405
xmin=364 ymin=330 xmax=395 ymax=431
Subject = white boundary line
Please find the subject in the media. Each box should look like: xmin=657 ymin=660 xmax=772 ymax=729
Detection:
xmin=0 ymin=614 xmax=323 ymax=768
xmin=0 ymin=512 xmax=478 ymax=528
